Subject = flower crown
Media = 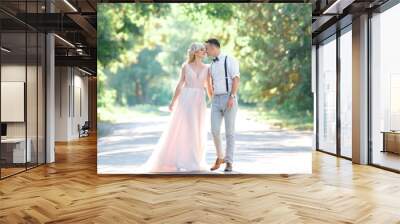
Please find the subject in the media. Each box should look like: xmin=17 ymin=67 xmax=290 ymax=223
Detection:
xmin=187 ymin=43 xmax=204 ymax=54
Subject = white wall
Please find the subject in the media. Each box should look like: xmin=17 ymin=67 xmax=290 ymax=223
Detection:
xmin=1 ymin=65 xmax=40 ymax=137
xmin=72 ymin=72 xmax=89 ymax=137
xmin=1 ymin=63 xmax=46 ymax=164
xmin=1 ymin=65 xmax=27 ymax=141
xmin=55 ymin=67 xmax=89 ymax=141
xmin=55 ymin=66 xmax=69 ymax=141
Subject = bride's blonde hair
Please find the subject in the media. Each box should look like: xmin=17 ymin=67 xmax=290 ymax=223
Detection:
xmin=186 ymin=43 xmax=205 ymax=63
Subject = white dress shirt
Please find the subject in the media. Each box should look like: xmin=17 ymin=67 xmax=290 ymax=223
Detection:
xmin=210 ymin=52 xmax=240 ymax=95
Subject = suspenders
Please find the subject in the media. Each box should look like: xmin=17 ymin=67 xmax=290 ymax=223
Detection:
xmin=211 ymin=56 xmax=229 ymax=94
xmin=224 ymin=56 xmax=229 ymax=93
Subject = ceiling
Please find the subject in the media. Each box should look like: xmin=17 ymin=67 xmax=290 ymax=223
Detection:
xmin=311 ymin=0 xmax=391 ymax=43
xmin=2 ymin=0 xmax=394 ymax=75
xmin=1 ymin=0 xmax=97 ymax=74
xmin=1 ymin=0 xmax=316 ymax=76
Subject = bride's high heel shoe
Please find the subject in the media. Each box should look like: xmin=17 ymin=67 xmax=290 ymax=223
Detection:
xmin=210 ymin=158 xmax=225 ymax=171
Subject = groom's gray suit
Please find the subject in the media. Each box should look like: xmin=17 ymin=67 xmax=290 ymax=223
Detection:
xmin=210 ymin=52 xmax=240 ymax=164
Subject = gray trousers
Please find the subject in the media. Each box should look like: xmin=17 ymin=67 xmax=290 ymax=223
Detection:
xmin=211 ymin=94 xmax=238 ymax=163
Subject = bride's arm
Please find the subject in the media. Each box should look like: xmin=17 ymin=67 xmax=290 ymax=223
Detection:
xmin=169 ymin=65 xmax=186 ymax=111
xmin=206 ymin=69 xmax=213 ymax=100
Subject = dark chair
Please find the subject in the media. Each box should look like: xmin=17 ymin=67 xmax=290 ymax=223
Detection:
xmin=78 ymin=121 xmax=90 ymax=138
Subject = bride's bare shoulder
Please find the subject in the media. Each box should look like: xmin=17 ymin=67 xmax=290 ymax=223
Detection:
xmin=181 ymin=62 xmax=188 ymax=70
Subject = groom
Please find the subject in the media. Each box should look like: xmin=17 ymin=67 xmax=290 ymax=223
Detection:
xmin=205 ymin=38 xmax=240 ymax=172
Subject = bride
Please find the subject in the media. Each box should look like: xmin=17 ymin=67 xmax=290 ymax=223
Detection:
xmin=142 ymin=43 xmax=213 ymax=172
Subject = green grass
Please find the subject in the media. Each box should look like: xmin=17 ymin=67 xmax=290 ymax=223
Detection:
xmin=98 ymin=104 xmax=169 ymax=123
xmin=99 ymin=104 xmax=313 ymax=131
xmin=240 ymin=105 xmax=313 ymax=131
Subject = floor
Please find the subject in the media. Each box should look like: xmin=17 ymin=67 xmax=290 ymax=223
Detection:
xmin=98 ymin=108 xmax=312 ymax=174
xmin=372 ymin=150 xmax=400 ymax=171
xmin=1 ymin=163 xmax=44 ymax=179
xmin=0 ymin=135 xmax=400 ymax=223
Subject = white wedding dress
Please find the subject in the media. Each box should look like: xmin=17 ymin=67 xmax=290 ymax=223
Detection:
xmin=142 ymin=64 xmax=209 ymax=172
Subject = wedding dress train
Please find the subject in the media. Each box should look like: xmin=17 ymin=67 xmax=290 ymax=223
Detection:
xmin=142 ymin=64 xmax=209 ymax=172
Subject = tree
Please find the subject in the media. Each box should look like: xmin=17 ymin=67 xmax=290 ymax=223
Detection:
xmin=235 ymin=4 xmax=312 ymax=116
xmin=97 ymin=3 xmax=313 ymax=123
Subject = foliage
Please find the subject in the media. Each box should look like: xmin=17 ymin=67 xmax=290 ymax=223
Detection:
xmin=98 ymin=104 xmax=169 ymax=124
xmin=109 ymin=47 xmax=168 ymax=106
xmin=97 ymin=3 xmax=170 ymax=67
xmin=236 ymin=4 xmax=312 ymax=117
xmin=97 ymin=3 xmax=313 ymax=127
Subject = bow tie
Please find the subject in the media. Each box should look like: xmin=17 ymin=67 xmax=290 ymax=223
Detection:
xmin=212 ymin=57 xmax=219 ymax=62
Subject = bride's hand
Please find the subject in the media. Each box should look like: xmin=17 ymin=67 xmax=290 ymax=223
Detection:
xmin=168 ymin=102 xmax=174 ymax=112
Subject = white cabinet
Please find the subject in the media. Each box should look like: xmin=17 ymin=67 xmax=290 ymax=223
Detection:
xmin=1 ymin=138 xmax=32 ymax=163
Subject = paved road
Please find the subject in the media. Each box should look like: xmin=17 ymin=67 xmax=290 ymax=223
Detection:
xmin=98 ymin=108 xmax=313 ymax=174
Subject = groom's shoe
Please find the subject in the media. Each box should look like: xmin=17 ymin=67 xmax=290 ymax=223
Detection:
xmin=210 ymin=158 xmax=225 ymax=171
xmin=224 ymin=163 xmax=233 ymax=172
